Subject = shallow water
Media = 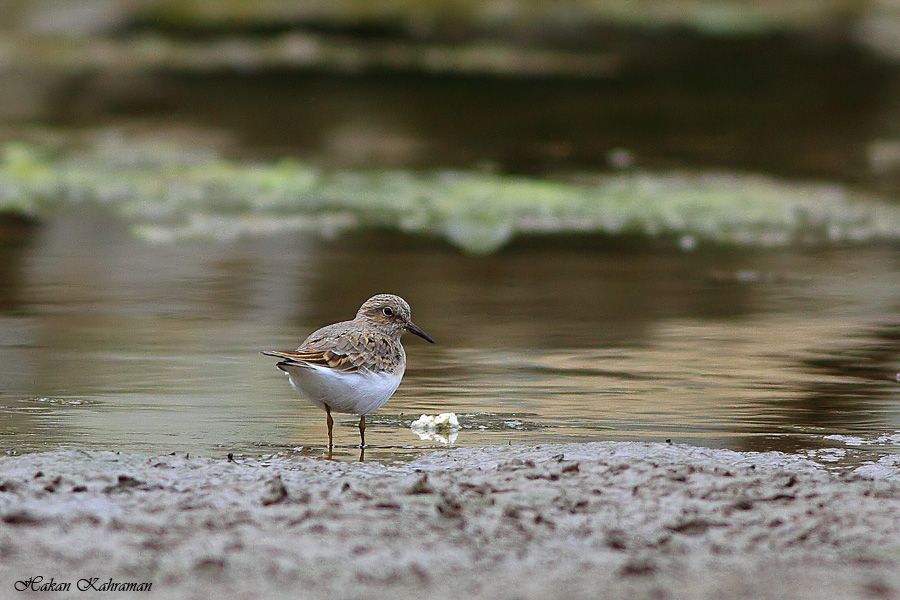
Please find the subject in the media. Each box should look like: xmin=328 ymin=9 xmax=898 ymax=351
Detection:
xmin=0 ymin=212 xmax=897 ymax=464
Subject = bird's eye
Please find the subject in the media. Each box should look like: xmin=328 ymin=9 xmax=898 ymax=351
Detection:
xmin=382 ymin=307 xmax=394 ymax=316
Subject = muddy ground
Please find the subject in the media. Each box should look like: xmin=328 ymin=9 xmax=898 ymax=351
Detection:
xmin=0 ymin=442 xmax=898 ymax=599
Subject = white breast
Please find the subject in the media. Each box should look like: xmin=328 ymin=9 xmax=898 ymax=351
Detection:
xmin=282 ymin=364 xmax=404 ymax=415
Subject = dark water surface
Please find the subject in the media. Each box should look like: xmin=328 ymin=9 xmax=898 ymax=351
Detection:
xmin=12 ymin=51 xmax=899 ymax=191
xmin=0 ymin=213 xmax=897 ymax=463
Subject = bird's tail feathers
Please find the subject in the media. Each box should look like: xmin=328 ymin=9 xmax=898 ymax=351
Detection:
xmin=261 ymin=350 xmax=313 ymax=372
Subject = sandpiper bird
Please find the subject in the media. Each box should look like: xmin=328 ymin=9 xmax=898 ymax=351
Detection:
xmin=262 ymin=294 xmax=434 ymax=449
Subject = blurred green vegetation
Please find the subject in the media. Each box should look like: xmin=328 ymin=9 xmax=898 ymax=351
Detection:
xmin=2 ymin=140 xmax=897 ymax=253
xmin=0 ymin=0 xmax=897 ymax=75
xmin=0 ymin=0 xmax=887 ymax=36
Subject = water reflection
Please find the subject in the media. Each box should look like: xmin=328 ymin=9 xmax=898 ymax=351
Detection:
xmin=10 ymin=56 xmax=897 ymax=190
xmin=0 ymin=216 xmax=36 ymax=312
xmin=0 ymin=213 xmax=897 ymax=463
xmin=3 ymin=37 xmax=899 ymax=195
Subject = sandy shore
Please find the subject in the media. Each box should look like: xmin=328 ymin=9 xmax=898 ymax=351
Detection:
xmin=0 ymin=442 xmax=898 ymax=599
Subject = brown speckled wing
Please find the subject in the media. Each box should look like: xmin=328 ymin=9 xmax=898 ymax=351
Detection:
xmin=264 ymin=321 xmax=403 ymax=374
xmin=263 ymin=349 xmax=360 ymax=372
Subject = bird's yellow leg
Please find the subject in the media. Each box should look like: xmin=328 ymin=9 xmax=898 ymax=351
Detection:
xmin=358 ymin=415 xmax=366 ymax=448
xmin=325 ymin=405 xmax=334 ymax=449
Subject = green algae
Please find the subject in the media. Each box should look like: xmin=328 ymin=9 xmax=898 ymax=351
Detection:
xmin=17 ymin=0 xmax=872 ymax=38
xmin=1 ymin=141 xmax=898 ymax=254
xmin=2 ymin=1 xmax=896 ymax=80
xmin=3 ymin=0 xmax=898 ymax=83
xmin=0 ymin=31 xmax=619 ymax=78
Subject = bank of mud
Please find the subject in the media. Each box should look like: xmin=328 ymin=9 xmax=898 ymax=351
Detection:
xmin=0 ymin=442 xmax=898 ymax=599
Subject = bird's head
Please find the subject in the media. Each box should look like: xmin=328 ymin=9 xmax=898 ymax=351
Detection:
xmin=356 ymin=294 xmax=434 ymax=343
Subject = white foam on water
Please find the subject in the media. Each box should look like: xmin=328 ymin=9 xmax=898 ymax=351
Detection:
xmin=823 ymin=432 xmax=900 ymax=448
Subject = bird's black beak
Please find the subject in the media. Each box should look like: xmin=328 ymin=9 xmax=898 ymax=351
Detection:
xmin=406 ymin=321 xmax=435 ymax=343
